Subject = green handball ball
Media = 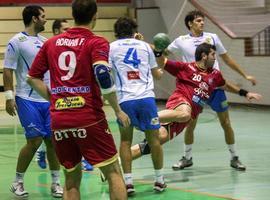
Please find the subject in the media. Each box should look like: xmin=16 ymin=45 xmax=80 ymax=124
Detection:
xmin=153 ymin=33 xmax=171 ymax=51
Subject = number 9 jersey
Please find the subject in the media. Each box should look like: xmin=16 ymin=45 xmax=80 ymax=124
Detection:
xmin=29 ymin=28 xmax=110 ymax=130
xmin=109 ymin=38 xmax=158 ymax=104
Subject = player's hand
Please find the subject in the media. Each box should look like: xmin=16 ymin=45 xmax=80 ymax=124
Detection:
xmin=5 ymin=99 xmax=17 ymax=116
xmin=134 ymin=32 xmax=144 ymax=41
xmin=116 ymin=110 xmax=130 ymax=128
xmin=245 ymin=75 xmax=257 ymax=86
xmin=246 ymin=92 xmax=262 ymax=102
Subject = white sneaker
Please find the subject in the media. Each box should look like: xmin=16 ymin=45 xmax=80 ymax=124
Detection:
xmin=51 ymin=183 xmax=63 ymax=198
xmin=10 ymin=182 xmax=29 ymax=198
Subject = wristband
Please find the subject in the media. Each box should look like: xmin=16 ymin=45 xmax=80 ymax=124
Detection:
xmin=153 ymin=49 xmax=163 ymax=57
xmin=5 ymin=90 xmax=14 ymax=100
xmin=239 ymin=89 xmax=248 ymax=97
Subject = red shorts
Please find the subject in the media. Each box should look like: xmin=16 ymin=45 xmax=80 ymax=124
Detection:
xmin=164 ymin=93 xmax=191 ymax=139
xmin=52 ymin=119 xmax=118 ymax=171
xmin=166 ymin=92 xmax=201 ymax=119
xmin=162 ymin=122 xmax=187 ymax=139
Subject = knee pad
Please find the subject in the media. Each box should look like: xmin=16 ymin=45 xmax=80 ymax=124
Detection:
xmin=139 ymin=139 xmax=151 ymax=155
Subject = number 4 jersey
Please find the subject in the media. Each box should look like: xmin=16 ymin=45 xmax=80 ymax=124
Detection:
xmin=109 ymin=38 xmax=158 ymax=104
xmin=29 ymin=28 xmax=109 ymax=130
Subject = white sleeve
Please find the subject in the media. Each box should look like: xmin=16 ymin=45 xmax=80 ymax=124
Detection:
xmin=213 ymin=34 xmax=227 ymax=55
xmin=4 ymin=39 xmax=19 ymax=70
xmin=108 ymin=45 xmax=114 ymax=69
xmin=167 ymin=37 xmax=181 ymax=55
xmin=147 ymin=43 xmax=158 ymax=69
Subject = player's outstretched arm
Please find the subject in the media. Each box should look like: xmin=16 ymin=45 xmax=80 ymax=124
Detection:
xmin=26 ymin=76 xmax=51 ymax=101
xmin=221 ymin=80 xmax=262 ymax=102
xmin=220 ymin=53 xmax=257 ymax=85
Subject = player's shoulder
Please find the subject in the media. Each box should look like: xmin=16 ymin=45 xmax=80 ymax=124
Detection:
xmin=203 ymin=32 xmax=219 ymax=38
xmin=8 ymin=32 xmax=28 ymax=44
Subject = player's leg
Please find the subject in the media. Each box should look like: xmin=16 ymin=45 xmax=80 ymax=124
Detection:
xmin=42 ymin=102 xmax=63 ymax=198
xmin=100 ymin=160 xmax=127 ymax=200
xmin=139 ymin=97 xmax=166 ymax=192
xmin=81 ymin=121 xmax=127 ymax=200
xmin=119 ymin=125 xmax=135 ymax=195
xmin=11 ymin=136 xmax=43 ymax=197
xmin=63 ymin=164 xmax=82 ymax=200
xmin=168 ymin=103 xmax=193 ymax=170
xmin=145 ymin=129 xmax=166 ymax=192
xmin=10 ymin=97 xmax=44 ymax=197
xmin=158 ymin=104 xmax=191 ymax=123
xmin=52 ymin=129 xmax=82 ymax=199
xmin=210 ymin=89 xmax=246 ymax=171
xmin=131 ymin=126 xmax=169 ymax=160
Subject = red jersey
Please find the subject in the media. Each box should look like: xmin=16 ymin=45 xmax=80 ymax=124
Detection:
xmin=29 ymin=28 xmax=109 ymax=130
xmin=165 ymin=60 xmax=225 ymax=118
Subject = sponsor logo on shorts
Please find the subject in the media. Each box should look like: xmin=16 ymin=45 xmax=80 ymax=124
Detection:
xmin=55 ymin=96 xmax=85 ymax=110
xmin=151 ymin=117 xmax=159 ymax=125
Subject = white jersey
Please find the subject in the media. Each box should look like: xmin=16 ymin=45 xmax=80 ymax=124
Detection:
xmin=4 ymin=32 xmax=49 ymax=102
xmin=109 ymin=38 xmax=157 ymax=103
xmin=167 ymin=32 xmax=227 ymax=70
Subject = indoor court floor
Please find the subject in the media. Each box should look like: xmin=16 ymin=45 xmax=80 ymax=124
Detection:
xmin=0 ymin=104 xmax=269 ymax=200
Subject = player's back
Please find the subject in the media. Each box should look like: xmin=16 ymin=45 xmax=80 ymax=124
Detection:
xmin=44 ymin=27 xmax=108 ymax=129
xmin=109 ymin=38 xmax=157 ymax=103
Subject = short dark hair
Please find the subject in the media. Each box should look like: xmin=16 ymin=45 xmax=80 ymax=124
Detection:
xmin=195 ymin=43 xmax=216 ymax=61
xmin=22 ymin=5 xmax=44 ymax=26
xmin=52 ymin=19 xmax=68 ymax=34
xmin=72 ymin=0 xmax=97 ymax=25
xmin=184 ymin=10 xmax=204 ymax=30
xmin=114 ymin=17 xmax=138 ymax=39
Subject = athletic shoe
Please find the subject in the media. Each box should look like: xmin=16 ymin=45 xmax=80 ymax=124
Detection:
xmin=126 ymin=184 xmax=135 ymax=196
xmin=81 ymin=159 xmax=93 ymax=171
xmin=172 ymin=156 xmax=193 ymax=170
xmin=36 ymin=150 xmax=47 ymax=169
xmin=51 ymin=183 xmax=63 ymax=198
xmin=231 ymin=156 xmax=246 ymax=171
xmin=10 ymin=182 xmax=29 ymax=198
xmin=153 ymin=181 xmax=167 ymax=192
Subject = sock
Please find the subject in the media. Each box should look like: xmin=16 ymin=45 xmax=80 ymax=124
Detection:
xmin=184 ymin=144 xmax=192 ymax=160
xmin=155 ymin=169 xmax=164 ymax=184
xmin=228 ymin=144 xmax=237 ymax=159
xmin=51 ymin=170 xmax=60 ymax=184
xmin=15 ymin=172 xmax=24 ymax=183
xmin=124 ymin=173 xmax=133 ymax=185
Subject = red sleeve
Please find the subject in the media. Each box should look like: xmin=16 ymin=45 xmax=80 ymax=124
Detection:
xmin=164 ymin=60 xmax=185 ymax=77
xmin=214 ymin=70 xmax=226 ymax=87
xmin=29 ymin=41 xmax=49 ymax=79
xmin=91 ymin=37 xmax=109 ymax=63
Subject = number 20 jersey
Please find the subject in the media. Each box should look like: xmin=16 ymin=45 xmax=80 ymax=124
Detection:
xmin=29 ymin=28 xmax=109 ymax=130
xmin=165 ymin=60 xmax=226 ymax=118
xmin=109 ymin=38 xmax=158 ymax=104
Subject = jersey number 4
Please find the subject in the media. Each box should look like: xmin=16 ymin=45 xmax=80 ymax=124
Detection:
xmin=123 ymin=48 xmax=141 ymax=69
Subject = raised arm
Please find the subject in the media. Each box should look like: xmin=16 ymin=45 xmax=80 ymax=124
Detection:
xmin=220 ymin=53 xmax=256 ymax=85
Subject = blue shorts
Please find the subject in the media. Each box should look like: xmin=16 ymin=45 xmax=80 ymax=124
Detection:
xmin=15 ymin=96 xmax=51 ymax=139
xmin=207 ymin=89 xmax=229 ymax=112
xmin=119 ymin=97 xmax=160 ymax=131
